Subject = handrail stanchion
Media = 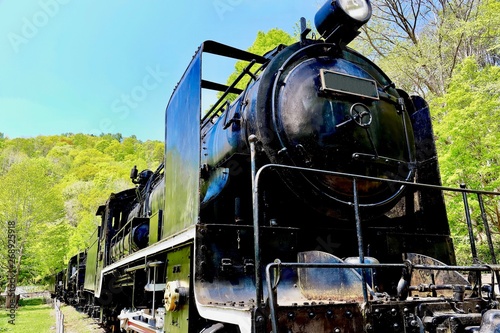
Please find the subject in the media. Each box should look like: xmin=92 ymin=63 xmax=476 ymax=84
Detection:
xmin=477 ymin=194 xmax=497 ymax=264
xmin=353 ymin=178 xmax=369 ymax=303
xmin=477 ymin=193 xmax=500 ymax=288
xmin=460 ymin=184 xmax=478 ymax=263
xmin=249 ymin=135 xmax=263 ymax=306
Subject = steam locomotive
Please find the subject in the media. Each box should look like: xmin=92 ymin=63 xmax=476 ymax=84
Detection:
xmin=53 ymin=0 xmax=500 ymax=332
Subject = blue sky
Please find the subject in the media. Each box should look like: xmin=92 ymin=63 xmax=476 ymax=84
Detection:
xmin=0 ymin=1 xmax=321 ymax=141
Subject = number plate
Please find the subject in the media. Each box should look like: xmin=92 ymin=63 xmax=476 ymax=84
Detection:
xmin=320 ymin=69 xmax=379 ymax=100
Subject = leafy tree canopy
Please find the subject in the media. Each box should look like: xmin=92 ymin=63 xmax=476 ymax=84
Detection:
xmin=431 ymin=57 xmax=500 ymax=264
xmin=358 ymin=0 xmax=500 ymax=97
xmin=0 ymin=133 xmax=163 ymax=288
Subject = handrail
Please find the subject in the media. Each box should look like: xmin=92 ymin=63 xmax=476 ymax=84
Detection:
xmin=254 ymin=163 xmax=499 ymax=197
xmin=249 ymin=158 xmax=500 ymax=312
xmin=201 ymin=59 xmax=258 ymax=130
xmin=265 ymin=261 xmax=500 ymax=333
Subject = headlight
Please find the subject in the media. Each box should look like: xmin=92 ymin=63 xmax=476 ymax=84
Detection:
xmin=338 ymin=0 xmax=372 ymax=22
xmin=315 ymin=0 xmax=372 ymax=45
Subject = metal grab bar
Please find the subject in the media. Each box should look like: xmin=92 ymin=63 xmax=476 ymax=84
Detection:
xmin=249 ymin=160 xmax=500 ymax=309
xmin=265 ymin=261 xmax=500 ymax=333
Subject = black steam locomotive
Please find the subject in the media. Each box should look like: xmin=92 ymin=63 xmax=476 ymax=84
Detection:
xmin=53 ymin=0 xmax=500 ymax=332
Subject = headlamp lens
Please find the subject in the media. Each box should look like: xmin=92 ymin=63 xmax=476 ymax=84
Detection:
xmin=338 ymin=0 xmax=371 ymax=22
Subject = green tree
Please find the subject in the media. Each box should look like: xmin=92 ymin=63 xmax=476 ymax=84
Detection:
xmin=25 ymin=220 xmax=71 ymax=282
xmin=0 ymin=146 xmax=28 ymax=173
xmin=0 ymin=133 xmax=164 ymax=289
xmin=0 ymin=157 xmax=64 ymax=304
xmin=431 ymin=57 xmax=500 ymax=264
xmin=358 ymin=0 xmax=500 ymax=97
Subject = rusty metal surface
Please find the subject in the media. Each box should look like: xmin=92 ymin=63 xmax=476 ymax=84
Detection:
xmin=274 ymin=303 xmax=364 ymax=333
xmin=406 ymin=253 xmax=471 ymax=298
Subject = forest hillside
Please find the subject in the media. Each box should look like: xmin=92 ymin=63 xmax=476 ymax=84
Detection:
xmin=0 ymin=133 xmax=163 ymax=288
